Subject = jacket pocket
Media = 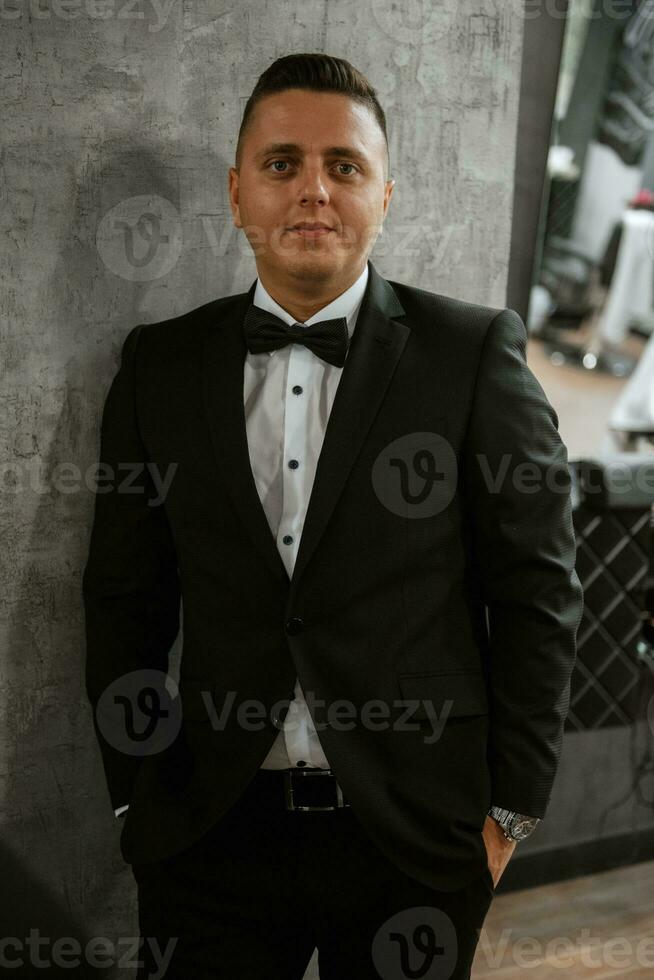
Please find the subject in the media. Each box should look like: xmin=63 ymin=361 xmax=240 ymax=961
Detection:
xmin=397 ymin=669 xmax=489 ymax=720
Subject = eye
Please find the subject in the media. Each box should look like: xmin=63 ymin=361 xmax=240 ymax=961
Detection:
xmin=335 ymin=163 xmax=358 ymax=175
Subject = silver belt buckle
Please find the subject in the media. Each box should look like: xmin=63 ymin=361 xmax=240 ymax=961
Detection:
xmin=283 ymin=769 xmax=349 ymax=811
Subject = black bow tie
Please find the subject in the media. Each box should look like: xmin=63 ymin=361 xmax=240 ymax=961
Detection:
xmin=243 ymin=303 xmax=350 ymax=368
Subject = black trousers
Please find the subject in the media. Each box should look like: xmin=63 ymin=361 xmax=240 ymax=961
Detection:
xmin=133 ymin=770 xmax=495 ymax=979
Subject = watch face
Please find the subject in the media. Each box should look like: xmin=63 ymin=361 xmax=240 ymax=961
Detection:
xmin=510 ymin=816 xmax=538 ymax=841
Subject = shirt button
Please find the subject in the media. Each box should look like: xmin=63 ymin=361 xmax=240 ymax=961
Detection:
xmin=292 ymin=385 xmax=303 ymax=395
xmin=285 ymin=617 xmax=305 ymax=635
xmin=288 ymin=459 xmax=299 ymax=469
xmin=296 ymin=760 xmax=307 ymax=767
xmin=282 ymin=534 xmax=293 ymax=545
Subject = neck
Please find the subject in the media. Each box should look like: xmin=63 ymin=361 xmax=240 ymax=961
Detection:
xmin=257 ymin=260 xmax=367 ymax=323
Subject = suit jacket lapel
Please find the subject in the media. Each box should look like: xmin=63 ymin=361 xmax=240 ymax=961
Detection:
xmin=290 ymin=263 xmax=409 ymax=591
xmin=201 ymin=260 xmax=410 ymax=594
xmin=201 ymin=278 xmax=290 ymax=588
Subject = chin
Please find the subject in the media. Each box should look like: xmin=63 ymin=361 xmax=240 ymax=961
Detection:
xmin=280 ymin=252 xmax=343 ymax=281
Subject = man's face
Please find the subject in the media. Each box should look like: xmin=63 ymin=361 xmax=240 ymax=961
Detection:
xmin=228 ymin=89 xmax=395 ymax=288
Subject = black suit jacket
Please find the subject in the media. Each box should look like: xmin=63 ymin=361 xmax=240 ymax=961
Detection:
xmin=82 ymin=259 xmax=584 ymax=891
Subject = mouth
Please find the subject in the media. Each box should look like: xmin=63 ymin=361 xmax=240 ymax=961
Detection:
xmin=288 ymin=223 xmax=335 ymax=239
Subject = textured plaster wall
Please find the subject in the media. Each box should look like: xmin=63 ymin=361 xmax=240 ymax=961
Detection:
xmin=0 ymin=1 xmax=524 ymax=972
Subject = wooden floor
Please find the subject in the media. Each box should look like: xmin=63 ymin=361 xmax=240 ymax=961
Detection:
xmin=471 ymin=859 xmax=654 ymax=978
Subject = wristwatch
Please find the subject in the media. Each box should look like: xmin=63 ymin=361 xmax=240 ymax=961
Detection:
xmin=488 ymin=806 xmax=540 ymax=842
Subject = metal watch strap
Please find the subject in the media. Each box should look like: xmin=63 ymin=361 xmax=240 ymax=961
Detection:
xmin=488 ymin=805 xmax=540 ymax=841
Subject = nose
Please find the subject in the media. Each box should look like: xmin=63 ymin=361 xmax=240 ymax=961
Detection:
xmin=299 ymin=164 xmax=329 ymax=205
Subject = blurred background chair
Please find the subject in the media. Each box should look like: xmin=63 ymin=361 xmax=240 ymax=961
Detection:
xmin=535 ymin=204 xmax=654 ymax=377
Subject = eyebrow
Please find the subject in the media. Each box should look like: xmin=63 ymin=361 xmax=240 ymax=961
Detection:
xmin=254 ymin=142 xmax=370 ymax=164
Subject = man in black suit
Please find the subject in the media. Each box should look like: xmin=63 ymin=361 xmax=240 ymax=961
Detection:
xmin=83 ymin=53 xmax=584 ymax=980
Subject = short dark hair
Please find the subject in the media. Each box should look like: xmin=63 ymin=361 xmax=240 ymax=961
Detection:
xmin=235 ymin=52 xmax=391 ymax=179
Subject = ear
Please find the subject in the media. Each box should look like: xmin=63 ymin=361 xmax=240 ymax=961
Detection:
xmin=228 ymin=166 xmax=242 ymax=228
xmin=383 ymin=177 xmax=396 ymax=218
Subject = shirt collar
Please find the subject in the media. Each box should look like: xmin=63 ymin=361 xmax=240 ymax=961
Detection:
xmin=252 ymin=262 xmax=369 ymax=356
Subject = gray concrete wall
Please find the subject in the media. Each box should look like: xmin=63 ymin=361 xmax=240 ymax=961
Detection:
xmin=0 ymin=2 xmax=524 ymax=974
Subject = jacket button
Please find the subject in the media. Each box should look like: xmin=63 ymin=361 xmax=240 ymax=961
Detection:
xmin=285 ymin=617 xmax=305 ymax=635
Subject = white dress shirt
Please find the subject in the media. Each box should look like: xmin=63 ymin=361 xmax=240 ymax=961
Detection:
xmin=246 ymin=262 xmax=369 ymax=769
xmin=115 ymin=262 xmax=369 ymax=816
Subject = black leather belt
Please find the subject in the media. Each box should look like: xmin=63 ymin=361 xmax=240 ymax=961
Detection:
xmin=256 ymin=768 xmax=351 ymax=811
